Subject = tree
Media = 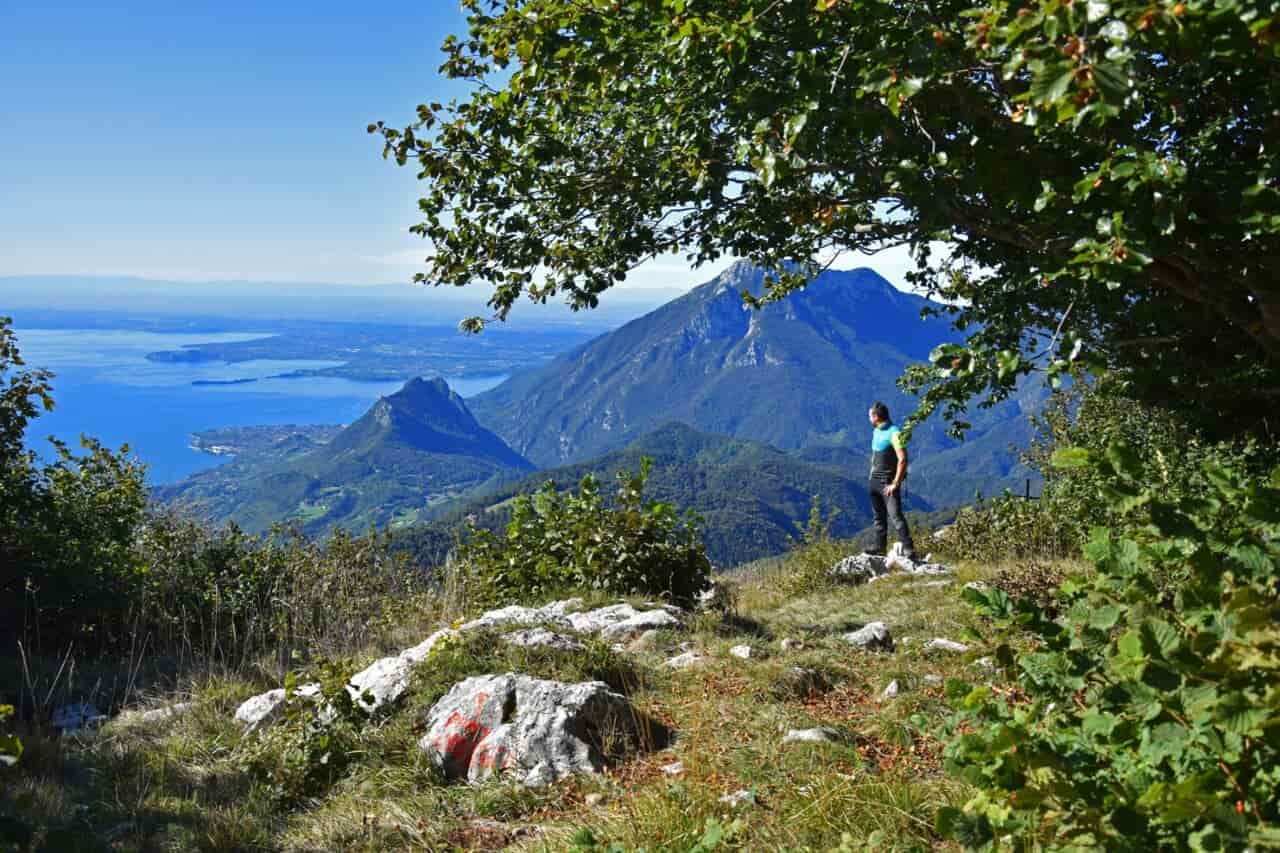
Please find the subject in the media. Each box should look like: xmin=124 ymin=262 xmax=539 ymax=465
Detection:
xmin=374 ymin=0 xmax=1280 ymax=436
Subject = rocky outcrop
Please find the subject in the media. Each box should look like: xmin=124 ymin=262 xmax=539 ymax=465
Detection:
xmin=842 ymin=621 xmax=894 ymax=652
xmin=830 ymin=547 xmax=953 ymax=583
xmin=418 ymin=674 xmax=639 ymax=786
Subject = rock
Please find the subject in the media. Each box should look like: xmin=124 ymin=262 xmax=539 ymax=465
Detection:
xmin=418 ymin=673 xmax=638 ymax=786
xmin=880 ymin=680 xmax=900 ymax=701
xmin=963 ymin=581 xmax=989 ymax=593
xmin=729 ymin=644 xmax=754 ymax=660
xmin=460 ymin=603 xmax=572 ymax=633
xmin=697 ymin=580 xmax=736 ymax=614
xmin=842 ymin=621 xmax=894 ymax=652
xmin=626 ymin=630 xmax=660 ymax=653
xmin=923 ymin=674 xmax=944 ymax=687
xmin=663 ymin=651 xmax=706 ymax=669
xmin=345 ymin=655 xmax=413 ymax=714
xmin=924 ymin=638 xmax=970 ymax=654
xmin=503 ymin=628 xmax=585 ymax=651
xmin=660 ymin=760 xmax=685 ymax=776
xmin=115 ymin=702 xmax=192 ymax=727
xmin=829 ymin=554 xmax=890 ymax=584
xmin=780 ymin=637 xmax=805 ymax=652
xmin=719 ymin=789 xmax=756 ymax=808
xmin=585 ymin=792 xmax=606 ymax=807
xmin=569 ymin=603 xmax=683 ymax=641
xmin=51 ymin=703 xmax=108 ymax=734
xmin=234 ymin=683 xmax=321 ymax=731
xmin=782 ymin=727 xmax=843 ymax=745
xmin=973 ymin=656 xmax=998 ymax=673
xmin=400 ymin=628 xmax=457 ymax=664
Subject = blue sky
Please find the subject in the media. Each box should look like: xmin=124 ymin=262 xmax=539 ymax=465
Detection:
xmin=0 ymin=1 xmax=918 ymax=296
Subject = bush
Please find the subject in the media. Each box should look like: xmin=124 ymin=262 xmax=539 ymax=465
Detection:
xmin=456 ymin=459 xmax=711 ymax=607
xmin=940 ymin=448 xmax=1280 ymax=851
xmin=945 ymin=377 xmax=1277 ymax=562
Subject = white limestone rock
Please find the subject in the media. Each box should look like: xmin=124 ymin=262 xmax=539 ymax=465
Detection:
xmin=234 ymin=683 xmax=321 ymax=731
xmin=503 ymin=628 xmax=586 ymax=651
xmin=880 ymin=680 xmax=900 ymax=701
xmin=417 ymin=673 xmax=638 ymax=786
xmin=663 ymin=651 xmax=706 ymax=669
xmin=829 ymin=554 xmax=890 ymax=584
xmin=924 ymin=638 xmax=971 ymax=654
xmin=729 ymin=644 xmax=755 ymax=660
xmin=782 ymin=727 xmax=843 ymax=745
xmin=842 ymin=621 xmax=894 ymax=652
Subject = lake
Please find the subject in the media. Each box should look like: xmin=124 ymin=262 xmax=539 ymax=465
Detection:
xmin=12 ymin=327 xmax=507 ymax=483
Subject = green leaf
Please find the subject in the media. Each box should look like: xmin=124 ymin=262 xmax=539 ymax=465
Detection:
xmin=1030 ymin=65 xmax=1075 ymax=106
xmin=1052 ymin=447 xmax=1094 ymax=469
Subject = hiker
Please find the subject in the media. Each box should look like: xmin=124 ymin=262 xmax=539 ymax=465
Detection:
xmin=863 ymin=401 xmax=915 ymax=559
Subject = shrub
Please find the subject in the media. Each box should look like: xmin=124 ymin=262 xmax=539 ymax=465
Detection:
xmin=940 ymin=448 xmax=1280 ymax=851
xmin=456 ymin=459 xmax=710 ymax=607
xmin=945 ymin=377 xmax=1278 ymax=562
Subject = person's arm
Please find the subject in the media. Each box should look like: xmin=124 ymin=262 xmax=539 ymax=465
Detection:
xmin=885 ymin=437 xmax=908 ymax=496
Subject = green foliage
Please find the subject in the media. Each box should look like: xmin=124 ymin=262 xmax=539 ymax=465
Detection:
xmin=377 ymin=0 xmax=1280 ymax=436
xmin=1 ymin=316 xmax=151 ymax=649
xmin=131 ymin=516 xmax=429 ymax=669
xmin=940 ymin=451 xmax=1280 ymax=850
xmin=457 ymin=459 xmax=711 ymax=606
xmin=945 ymin=378 xmax=1276 ymax=561
xmin=236 ymin=659 xmax=365 ymax=805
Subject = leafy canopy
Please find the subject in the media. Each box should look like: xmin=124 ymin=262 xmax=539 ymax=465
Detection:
xmin=376 ymin=0 xmax=1280 ymax=433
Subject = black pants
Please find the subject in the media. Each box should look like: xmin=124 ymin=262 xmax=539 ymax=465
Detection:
xmin=869 ymin=478 xmax=914 ymax=554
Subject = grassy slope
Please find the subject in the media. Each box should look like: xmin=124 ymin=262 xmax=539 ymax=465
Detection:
xmin=3 ymin=547 xmax=1074 ymax=852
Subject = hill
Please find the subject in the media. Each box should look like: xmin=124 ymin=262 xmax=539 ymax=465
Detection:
xmin=158 ymin=377 xmax=534 ymax=533
xmin=468 ymin=262 xmax=1037 ymax=508
xmin=424 ymin=422 xmax=932 ymax=567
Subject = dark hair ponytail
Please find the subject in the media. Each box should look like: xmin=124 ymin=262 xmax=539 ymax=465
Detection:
xmin=870 ymin=401 xmax=891 ymax=422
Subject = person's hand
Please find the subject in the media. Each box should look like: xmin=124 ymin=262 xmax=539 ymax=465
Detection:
xmin=883 ymin=483 xmax=898 ymax=497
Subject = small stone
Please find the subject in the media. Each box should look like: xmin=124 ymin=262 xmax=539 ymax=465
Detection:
xmin=880 ymin=680 xmax=900 ymax=701
xmin=782 ymin=727 xmax=843 ymax=745
xmin=925 ymin=638 xmax=970 ymax=654
xmin=585 ymin=793 xmax=606 ymax=807
xmin=780 ymin=637 xmax=804 ymax=652
xmin=973 ymin=656 xmax=998 ymax=673
xmin=719 ymin=789 xmax=756 ymax=808
xmin=729 ymin=644 xmax=754 ymax=660
xmin=963 ymin=581 xmax=989 ymax=593
xmin=922 ymin=674 xmax=944 ymax=687
xmin=842 ymin=621 xmax=894 ymax=652
xmin=660 ymin=760 xmax=685 ymax=776
xmin=663 ymin=651 xmax=706 ymax=669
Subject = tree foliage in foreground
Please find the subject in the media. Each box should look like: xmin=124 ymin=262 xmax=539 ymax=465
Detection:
xmin=947 ymin=449 xmax=1280 ymax=851
xmin=376 ymin=0 xmax=1280 ymax=434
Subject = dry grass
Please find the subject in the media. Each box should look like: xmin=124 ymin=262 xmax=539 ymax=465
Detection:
xmin=1 ymin=545 xmax=1083 ymax=851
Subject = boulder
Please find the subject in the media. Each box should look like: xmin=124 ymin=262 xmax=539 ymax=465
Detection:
xmin=842 ymin=621 xmax=894 ymax=652
xmin=400 ymin=628 xmax=457 ymax=664
xmin=924 ymin=638 xmax=970 ymax=654
xmin=829 ymin=554 xmax=890 ymax=584
xmin=418 ymin=673 xmax=638 ymax=786
xmin=569 ymin=603 xmax=683 ymax=641
xmin=503 ymin=628 xmax=586 ymax=651
xmin=345 ymin=655 xmax=413 ymax=714
xmin=460 ymin=603 xmax=573 ymax=633
xmin=886 ymin=544 xmax=952 ymax=575
xmin=234 ymin=683 xmax=321 ymax=731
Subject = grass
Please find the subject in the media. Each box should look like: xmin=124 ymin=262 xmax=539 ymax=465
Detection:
xmin=0 ymin=544 xmax=1083 ymax=851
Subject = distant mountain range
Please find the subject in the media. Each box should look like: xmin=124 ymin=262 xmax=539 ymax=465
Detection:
xmin=160 ymin=263 xmax=1039 ymax=554
xmin=427 ymin=421 xmax=932 ymax=567
xmin=158 ymin=378 xmax=533 ymax=533
xmin=469 ymin=262 xmax=1037 ymax=508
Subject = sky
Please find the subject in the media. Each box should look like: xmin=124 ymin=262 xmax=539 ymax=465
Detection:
xmin=0 ymin=1 xmax=922 ymax=300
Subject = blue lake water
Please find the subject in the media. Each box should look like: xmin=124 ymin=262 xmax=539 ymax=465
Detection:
xmin=13 ymin=328 xmax=507 ymax=484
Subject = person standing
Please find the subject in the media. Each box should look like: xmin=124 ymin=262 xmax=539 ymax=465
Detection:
xmin=863 ymin=401 xmax=916 ymax=558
